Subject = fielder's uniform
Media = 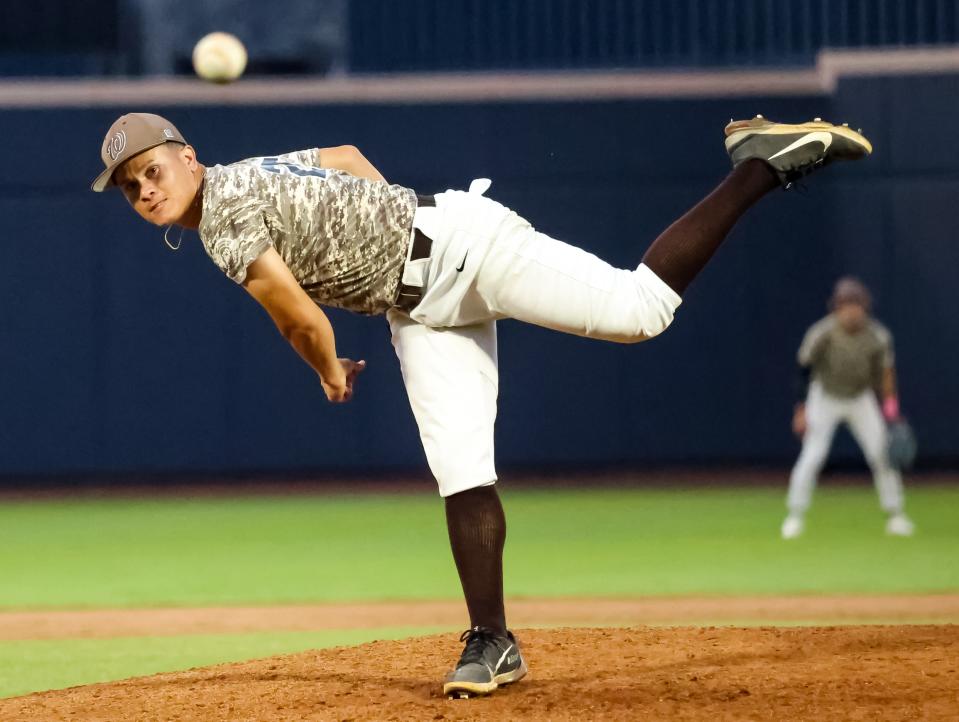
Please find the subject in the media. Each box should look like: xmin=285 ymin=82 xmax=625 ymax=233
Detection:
xmin=787 ymin=315 xmax=905 ymax=514
xmin=200 ymin=150 xmax=681 ymax=496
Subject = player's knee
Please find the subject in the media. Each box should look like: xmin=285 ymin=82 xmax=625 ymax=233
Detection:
xmin=594 ymin=268 xmax=680 ymax=343
xmin=618 ymin=307 xmax=676 ymax=344
xmin=624 ymin=283 xmax=680 ymax=343
xmin=438 ymin=476 xmax=496 ymax=498
xmin=796 ymin=448 xmax=829 ymax=474
xmin=641 ymin=310 xmax=675 ymax=341
xmin=860 ymin=442 xmax=888 ymax=469
xmin=864 ymin=451 xmax=889 ymax=472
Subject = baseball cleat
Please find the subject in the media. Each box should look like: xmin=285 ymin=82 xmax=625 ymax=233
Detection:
xmin=781 ymin=514 xmax=804 ymax=540
xmin=724 ymin=115 xmax=872 ymax=188
xmin=443 ymin=626 xmax=528 ymax=698
xmin=885 ymin=513 xmax=915 ymax=537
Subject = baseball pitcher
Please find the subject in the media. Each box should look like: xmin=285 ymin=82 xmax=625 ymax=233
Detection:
xmin=783 ymin=277 xmax=914 ymax=539
xmin=91 ymin=112 xmax=871 ymax=697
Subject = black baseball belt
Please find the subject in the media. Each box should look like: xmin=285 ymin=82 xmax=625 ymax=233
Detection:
xmin=394 ymin=194 xmax=436 ymax=312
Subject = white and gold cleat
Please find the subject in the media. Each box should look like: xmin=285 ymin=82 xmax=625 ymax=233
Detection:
xmin=724 ymin=114 xmax=872 ymax=187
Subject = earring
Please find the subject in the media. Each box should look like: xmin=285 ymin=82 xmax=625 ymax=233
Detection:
xmin=163 ymin=225 xmax=185 ymax=251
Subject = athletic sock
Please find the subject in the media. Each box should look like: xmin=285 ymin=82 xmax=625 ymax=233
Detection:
xmin=444 ymin=484 xmax=507 ymax=636
xmin=641 ymin=158 xmax=779 ymax=295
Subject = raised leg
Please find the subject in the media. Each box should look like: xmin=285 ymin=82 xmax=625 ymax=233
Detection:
xmin=641 ymin=159 xmax=778 ymax=294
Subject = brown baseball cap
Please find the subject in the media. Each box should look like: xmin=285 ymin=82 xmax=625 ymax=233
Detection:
xmin=831 ymin=276 xmax=872 ymax=309
xmin=91 ymin=113 xmax=187 ymax=192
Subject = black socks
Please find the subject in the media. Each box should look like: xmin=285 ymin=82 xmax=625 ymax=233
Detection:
xmin=444 ymin=484 xmax=507 ymax=635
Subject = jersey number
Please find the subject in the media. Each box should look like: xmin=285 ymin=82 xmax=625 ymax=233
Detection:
xmin=259 ymin=157 xmax=328 ymax=178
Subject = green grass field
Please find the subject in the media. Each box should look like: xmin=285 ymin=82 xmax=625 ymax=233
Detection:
xmin=1 ymin=483 xmax=957 ymax=698
xmin=0 ymin=627 xmax=444 ymax=701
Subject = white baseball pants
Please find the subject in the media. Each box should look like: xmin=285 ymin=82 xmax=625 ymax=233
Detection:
xmin=787 ymin=381 xmax=905 ymax=514
xmin=389 ymin=181 xmax=682 ymax=497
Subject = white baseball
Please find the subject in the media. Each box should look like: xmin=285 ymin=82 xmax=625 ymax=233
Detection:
xmin=192 ymin=32 xmax=248 ymax=84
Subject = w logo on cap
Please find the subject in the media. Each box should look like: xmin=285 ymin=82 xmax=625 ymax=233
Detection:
xmin=92 ymin=113 xmax=185 ymax=192
xmin=106 ymin=130 xmax=127 ymax=161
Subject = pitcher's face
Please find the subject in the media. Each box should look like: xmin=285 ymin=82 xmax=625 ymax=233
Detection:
xmin=114 ymin=144 xmax=200 ymax=226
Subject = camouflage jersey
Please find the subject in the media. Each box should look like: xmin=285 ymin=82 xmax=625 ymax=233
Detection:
xmin=798 ymin=314 xmax=894 ymax=398
xmin=198 ymin=149 xmax=417 ymax=315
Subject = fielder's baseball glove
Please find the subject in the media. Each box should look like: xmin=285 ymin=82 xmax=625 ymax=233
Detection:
xmin=887 ymin=419 xmax=917 ymax=471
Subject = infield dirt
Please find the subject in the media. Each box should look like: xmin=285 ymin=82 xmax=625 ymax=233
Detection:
xmin=2 ymin=596 xmax=958 ymax=721
xmin=2 ymin=625 xmax=957 ymax=721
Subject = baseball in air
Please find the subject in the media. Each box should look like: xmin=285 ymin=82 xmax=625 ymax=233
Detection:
xmin=192 ymin=32 xmax=247 ymax=83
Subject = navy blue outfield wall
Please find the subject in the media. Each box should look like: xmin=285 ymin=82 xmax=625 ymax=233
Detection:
xmin=1 ymin=73 xmax=957 ymax=477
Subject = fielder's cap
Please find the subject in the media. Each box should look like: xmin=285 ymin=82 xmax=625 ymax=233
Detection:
xmin=91 ymin=113 xmax=187 ymax=192
xmin=831 ymin=276 xmax=872 ymax=309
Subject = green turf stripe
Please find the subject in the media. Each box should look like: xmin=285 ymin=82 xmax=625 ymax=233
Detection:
xmin=0 ymin=626 xmax=446 ymax=700
xmin=0 ymin=486 xmax=956 ymax=608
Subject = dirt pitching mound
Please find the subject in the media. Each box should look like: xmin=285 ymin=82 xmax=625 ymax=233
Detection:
xmin=3 ymin=625 xmax=957 ymax=721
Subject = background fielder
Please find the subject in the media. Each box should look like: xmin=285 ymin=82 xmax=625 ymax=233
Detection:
xmin=92 ymin=112 xmax=871 ymax=698
xmin=783 ymin=277 xmax=914 ymax=539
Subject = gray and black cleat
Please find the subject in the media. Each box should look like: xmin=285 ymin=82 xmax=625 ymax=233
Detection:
xmin=724 ymin=115 xmax=872 ymax=188
xmin=443 ymin=626 xmax=528 ymax=698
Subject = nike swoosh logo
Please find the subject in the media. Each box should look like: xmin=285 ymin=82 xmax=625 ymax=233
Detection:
xmin=768 ymin=131 xmax=832 ymax=160
xmin=455 ymin=251 xmax=469 ymax=272
xmin=494 ymin=644 xmax=515 ymax=673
